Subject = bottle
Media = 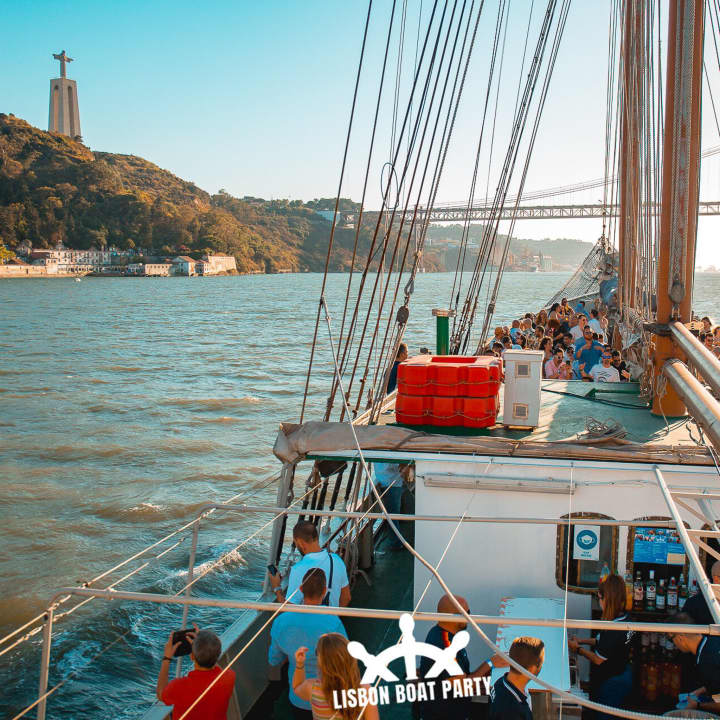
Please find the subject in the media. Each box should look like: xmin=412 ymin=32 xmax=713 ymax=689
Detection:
xmin=646 ymin=570 xmax=657 ymax=611
xmin=639 ymin=633 xmax=650 ymax=697
xmin=634 ymin=570 xmax=644 ymax=611
xmin=691 ymin=579 xmax=700 ymax=597
xmin=656 ymin=579 xmax=666 ymax=612
xmin=667 ymin=577 xmax=678 ymax=612
xmin=625 ymin=572 xmax=634 ymax=611
xmin=646 ymin=649 xmax=659 ymax=701
xmin=600 ymin=562 xmax=610 ymax=584
xmin=679 ymin=574 xmax=689 ymax=606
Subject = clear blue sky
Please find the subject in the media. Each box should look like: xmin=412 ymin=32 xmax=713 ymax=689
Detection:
xmin=2 ymin=0 xmax=720 ymax=265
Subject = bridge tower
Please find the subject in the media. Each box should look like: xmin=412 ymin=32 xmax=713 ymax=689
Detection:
xmin=48 ymin=50 xmax=81 ymax=140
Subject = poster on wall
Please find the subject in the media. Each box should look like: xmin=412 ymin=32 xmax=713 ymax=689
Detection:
xmin=573 ymin=525 xmax=601 ymax=561
xmin=633 ymin=527 xmax=686 ymax=565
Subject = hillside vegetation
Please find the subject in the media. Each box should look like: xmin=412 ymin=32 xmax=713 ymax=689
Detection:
xmin=0 ymin=114 xmax=436 ymax=272
xmin=0 ymin=114 xmax=588 ymax=273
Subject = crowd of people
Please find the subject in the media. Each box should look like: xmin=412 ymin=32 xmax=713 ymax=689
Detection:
xmin=485 ymin=298 xmax=635 ymax=383
xmin=486 ymin=301 xmax=720 ymax=385
xmin=156 ymin=528 xmax=720 ymax=720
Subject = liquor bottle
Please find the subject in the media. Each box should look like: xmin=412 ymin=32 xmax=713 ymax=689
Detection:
xmin=633 ymin=571 xmax=644 ymax=611
xmin=645 ymin=650 xmax=659 ymax=701
xmin=645 ymin=570 xmax=657 ymax=611
xmin=639 ymin=633 xmax=650 ymax=697
xmin=656 ymin=579 xmax=666 ymax=612
xmin=670 ymin=639 xmax=682 ymax=698
xmin=600 ymin=562 xmax=610 ymax=584
xmin=660 ymin=637 xmax=672 ymax=699
xmin=667 ymin=576 xmax=678 ymax=612
xmin=679 ymin=574 xmax=689 ymax=606
xmin=625 ymin=572 xmax=634 ymax=611
xmin=691 ymin=579 xmax=699 ymax=596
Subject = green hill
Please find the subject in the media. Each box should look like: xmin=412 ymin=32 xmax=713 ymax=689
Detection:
xmin=0 ymin=114 xmax=587 ymax=274
xmin=0 ymin=114 xmax=433 ymax=273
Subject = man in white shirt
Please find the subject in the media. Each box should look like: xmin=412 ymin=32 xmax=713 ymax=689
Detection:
xmin=589 ymin=352 xmax=621 ymax=383
xmin=570 ymin=314 xmax=588 ymax=342
xmin=269 ymin=520 xmax=351 ymax=607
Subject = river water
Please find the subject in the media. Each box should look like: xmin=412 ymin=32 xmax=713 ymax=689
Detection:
xmin=1 ymin=271 xmax=719 ymax=718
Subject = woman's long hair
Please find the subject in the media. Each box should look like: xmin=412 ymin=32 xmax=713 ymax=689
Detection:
xmin=599 ymin=573 xmax=626 ymax=621
xmin=317 ymin=633 xmax=363 ymax=720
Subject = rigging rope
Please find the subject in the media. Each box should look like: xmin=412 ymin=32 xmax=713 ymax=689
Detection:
xmin=320 ymin=296 xmax=679 ymax=720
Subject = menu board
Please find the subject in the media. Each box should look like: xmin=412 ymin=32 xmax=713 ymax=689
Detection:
xmin=633 ymin=527 xmax=685 ymax=565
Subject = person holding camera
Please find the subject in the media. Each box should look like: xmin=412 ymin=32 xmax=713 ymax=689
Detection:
xmin=269 ymin=520 xmax=350 ymax=607
xmin=157 ymin=624 xmax=235 ymax=720
xmin=268 ymin=568 xmax=347 ymax=720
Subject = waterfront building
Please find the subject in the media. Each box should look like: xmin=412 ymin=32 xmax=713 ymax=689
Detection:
xmin=172 ymin=256 xmax=196 ymax=276
xmin=196 ymin=254 xmax=237 ymax=275
xmin=142 ymin=263 xmax=172 ymax=276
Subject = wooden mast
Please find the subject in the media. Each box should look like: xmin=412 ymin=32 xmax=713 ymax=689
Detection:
xmin=651 ymin=0 xmax=704 ymax=417
xmin=618 ymin=0 xmax=644 ymax=315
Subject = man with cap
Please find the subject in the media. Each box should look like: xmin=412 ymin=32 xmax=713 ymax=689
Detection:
xmin=588 ymin=352 xmax=621 ymax=383
xmin=668 ymin=612 xmax=720 ymax=713
xmin=683 ymin=562 xmax=720 ymax=626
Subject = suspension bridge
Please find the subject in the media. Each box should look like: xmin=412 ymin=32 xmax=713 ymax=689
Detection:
xmin=342 ymin=144 xmax=720 ymax=224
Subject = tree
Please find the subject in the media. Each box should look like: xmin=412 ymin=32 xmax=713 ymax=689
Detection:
xmin=0 ymin=240 xmax=16 ymax=264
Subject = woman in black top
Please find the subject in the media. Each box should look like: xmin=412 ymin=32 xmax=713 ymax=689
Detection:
xmin=568 ymin=574 xmax=634 ymax=719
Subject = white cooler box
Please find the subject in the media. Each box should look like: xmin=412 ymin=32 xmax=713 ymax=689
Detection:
xmin=502 ymin=350 xmax=543 ymax=428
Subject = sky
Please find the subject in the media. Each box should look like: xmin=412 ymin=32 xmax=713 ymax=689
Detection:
xmin=2 ymin=0 xmax=720 ymax=266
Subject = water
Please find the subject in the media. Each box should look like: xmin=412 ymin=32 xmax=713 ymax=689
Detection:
xmin=1 ymin=271 xmax=718 ymax=718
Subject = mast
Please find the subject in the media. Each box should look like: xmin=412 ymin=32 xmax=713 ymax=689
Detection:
xmin=618 ymin=0 xmax=645 ymax=315
xmin=651 ymin=0 xmax=704 ymax=417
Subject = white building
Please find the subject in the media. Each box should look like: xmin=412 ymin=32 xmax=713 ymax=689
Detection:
xmin=196 ymin=254 xmax=237 ymax=275
xmin=172 ymin=256 xmax=196 ymax=276
xmin=143 ymin=263 xmax=172 ymax=276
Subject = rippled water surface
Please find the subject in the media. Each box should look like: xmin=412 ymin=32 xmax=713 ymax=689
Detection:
xmin=1 ymin=271 xmax=719 ymax=718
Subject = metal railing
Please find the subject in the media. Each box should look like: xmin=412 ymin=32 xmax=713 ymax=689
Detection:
xmin=30 ymin=493 xmax=720 ymax=720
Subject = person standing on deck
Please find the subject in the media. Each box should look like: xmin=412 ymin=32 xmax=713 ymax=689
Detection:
xmin=372 ymin=462 xmax=409 ymax=550
xmin=568 ymin=575 xmax=633 ymax=719
xmin=293 ymin=633 xmax=379 ymax=720
xmin=588 ymin=308 xmax=603 ymax=335
xmin=419 ymin=593 xmax=508 ymax=720
xmin=269 ymin=569 xmax=347 ymax=720
xmin=489 ymin=637 xmax=545 ymax=720
xmin=387 ymin=343 xmax=408 ymax=394
xmin=157 ymin=627 xmax=236 ymax=720
xmin=270 ymin=521 xmax=351 ymax=607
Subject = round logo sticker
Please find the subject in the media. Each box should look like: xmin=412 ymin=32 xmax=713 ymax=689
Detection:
xmin=576 ymin=529 xmax=598 ymax=549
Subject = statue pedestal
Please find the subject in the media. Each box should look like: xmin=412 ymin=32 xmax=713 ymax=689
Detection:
xmin=48 ymin=77 xmax=81 ymax=139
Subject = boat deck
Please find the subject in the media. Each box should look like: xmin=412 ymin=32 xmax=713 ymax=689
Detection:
xmin=378 ymin=380 xmax=696 ymax=447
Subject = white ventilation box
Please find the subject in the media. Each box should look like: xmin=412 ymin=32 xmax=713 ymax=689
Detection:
xmin=502 ymin=350 xmax=544 ymax=428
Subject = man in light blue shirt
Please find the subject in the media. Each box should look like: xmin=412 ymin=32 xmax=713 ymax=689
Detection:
xmin=270 ymin=521 xmax=351 ymax=607
xmin=268 ymin=568 xmax=347 ymax=720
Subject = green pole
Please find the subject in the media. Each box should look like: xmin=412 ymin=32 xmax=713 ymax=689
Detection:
xmin=432 ymin=309 xmax=455 ymax=355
